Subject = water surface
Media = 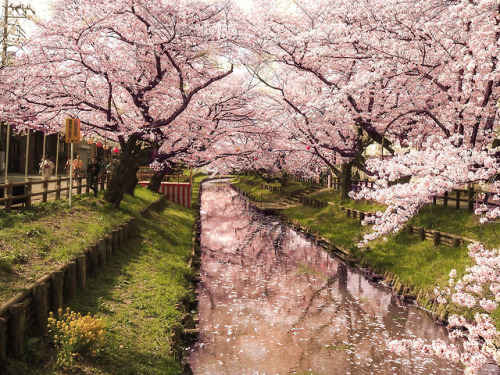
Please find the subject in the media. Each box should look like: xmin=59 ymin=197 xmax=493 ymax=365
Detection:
xmin=189 ymin=180 xmax=483 ymax=375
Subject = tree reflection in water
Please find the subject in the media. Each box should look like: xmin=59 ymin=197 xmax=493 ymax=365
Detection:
xmin=189 ymin=181 xmax=464 ymax=375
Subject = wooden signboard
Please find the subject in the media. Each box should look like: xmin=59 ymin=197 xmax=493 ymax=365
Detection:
xmin=65 ymin=118 xmax=80 ymax=143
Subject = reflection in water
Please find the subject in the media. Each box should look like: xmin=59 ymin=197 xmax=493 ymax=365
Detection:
xmin=189 ymin=181 xmax=464 ymax=374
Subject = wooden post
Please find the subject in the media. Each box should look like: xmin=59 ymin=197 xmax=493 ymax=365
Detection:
xmin=432 ymin=196 xmax=437 ymax=205
xmin=76 ymin=255 xmax=86 ymax=289
xmin=9 ymin=303 xmax=25 ymax=357
xmin=360 ymin=212 xmax=365 ymax=222
xmin=32 ymin=282 xmax=49 ymax=335
xmin=42 ymin=179 xmax=49 ymax=203
xmin=346 ymin=209 xmax=352 ymax=218
xmin=443 ymin=191 xmax=448 ymax=207
xmin=118 ymin=227 xmax=124 ymax=249
xmin=77 ymin=176 xmax=82 ymax=195
xmin=85 ymin=175 xmax=90 ymax=194
xmin=25 ymin=178 xmax=33 ymax=208
xmin=66 ymin=177 xmax=70 ymax=199
xmin=405 ymin=224 xmax=413 ymax=235
xmin=105 ymin=235 xmax=112 ymax=259
xmin=89 ymin=244 xmax=99 ymax=274
xmin=112 ymin=229 xmax=119 ymax=253
xmin=100 ymin=172 xmax=105 ymax=191
xmin=124 ymin=222 xmax=130 ymax=240
xmin=51 ymin=271 xmax=64 ymax=313
xmin=456 ymin=191 xmax=460 ymax=210
xmin=433 ymin=232 xmax=441 ymax=246
xmin=0 ymin=318 xmax=6 ymax=374
xmin=5 ymin=181 xmax=12 ymax=210
xmin=468 ymin=187 xmax=475 ymax=212
xmin=98 ymin=239 xmax=107 ymax=269
xmin=55 ymin=177 xmax=61 ymax=200
xmin=418 ymin=227 xmax=425 ymax=241
xmin=452 ymin=238 xmax=461 ymax=248
xmin=64 ymin=261 xmax=77 ymax=300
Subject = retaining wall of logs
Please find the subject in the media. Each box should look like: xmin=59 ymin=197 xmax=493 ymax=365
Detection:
xmin=0 ymin=196 xmax=165 ymax=373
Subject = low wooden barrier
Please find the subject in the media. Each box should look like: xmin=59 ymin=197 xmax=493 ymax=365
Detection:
xmin=0 ymin=196 xmax=164 ymax=371
xmin=0 ymin=173 xmax=110 ymax=210
xmin=338 ymin=206 xmax=465 ymax=248
xmin=297 ymin=195 xmax=328 ymax=208
xmin=404 ymin=225 xmax=464 ymax=248
xmin=339 ymin=205 xmax=373 ymax=223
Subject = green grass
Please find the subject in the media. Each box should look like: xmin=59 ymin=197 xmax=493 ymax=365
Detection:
xmin=308 ymin=188 xmax=386 ymax=212
xmin=410 ymin=205 xmax=500 ymax=248
xmin=359 ymin=233 xmax=471 ymax=291
xmin=0 ymin=187 xmax=159 ymax=303
xmin=284 ymin=205 xmax=365 ymax=250
xmin=7 ymin=199 xmax=196 ymax=375
xmin=233 ymin=177 xmax=282 ymax=203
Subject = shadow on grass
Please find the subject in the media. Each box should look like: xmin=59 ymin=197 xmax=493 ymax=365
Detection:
xmin=8 ymin=200 xmax=195 ymax=375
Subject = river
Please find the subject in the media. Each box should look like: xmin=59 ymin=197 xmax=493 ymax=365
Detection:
xmin=189 ymin=180 xmax=497 ymax=375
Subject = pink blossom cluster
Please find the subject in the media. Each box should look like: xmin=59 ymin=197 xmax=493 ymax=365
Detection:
xmin=390 ymin=242 xmax=500 ymax=374
xmin=351 ymin=136 xmax=499 ymax=245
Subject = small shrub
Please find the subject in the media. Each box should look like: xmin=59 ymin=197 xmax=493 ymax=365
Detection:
xmin=47 ymin=308 xmax=105 ymax=368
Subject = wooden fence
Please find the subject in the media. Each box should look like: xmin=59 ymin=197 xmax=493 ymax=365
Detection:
xmin=0 ymin=197 xmax=163 ymax=372
xmin=295 ymin=174 xmax=485 ymax=213
xmin=259 ymin=183 xmax=328 ymax=208
xmin=339 ymin=206 xmax=372 ymax=223
xmin=337 ymin=206 xmax=465 ymax=248
xmin=404 ymin=224 xmax=464 ymax=247
xmin=432 ymin=188 xmax=475 ymax=212
xmin=0 ymin=173 xmax=110 ymax=210
xmin=137 ymin=167 xmax=193 ymax=185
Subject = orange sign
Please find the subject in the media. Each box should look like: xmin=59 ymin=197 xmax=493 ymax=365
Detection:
xmin=65 ymin=118 xmax=80 ymax=143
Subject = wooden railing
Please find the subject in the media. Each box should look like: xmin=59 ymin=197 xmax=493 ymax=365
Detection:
xmin=293 ymin=175 xmax=376 ymax=190
xmin=0 ymin=173 xmax=110 ymax=210
xmin=137 ymin=167 xmax=192 ymax=185
xmin=295 ymin=175 xmax=485 ymax=214
xmin=432 ymin=188 xmax=475 ymax=212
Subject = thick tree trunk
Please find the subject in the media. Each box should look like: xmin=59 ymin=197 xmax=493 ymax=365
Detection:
xmin=104 ymin=135 xmax=155 ymax=208
xmin=147 ymin=171 xmax=166 ymax=193
xmin=104 ymin=162 xmax=129 ymax=208
xmin=339 ymin=162 xmax=353 ymax=201
xmin=125 ymin=167 xmax=140 ymax=195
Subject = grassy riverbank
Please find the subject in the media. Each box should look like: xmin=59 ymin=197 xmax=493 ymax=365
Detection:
xmin=0 ymin=188 xmax=159 ymax=303
xmin=3 ymin=180 xmax=204 ymax=374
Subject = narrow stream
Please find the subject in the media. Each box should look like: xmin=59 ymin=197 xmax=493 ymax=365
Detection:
xmin=188 ymin=180 xmax=492 ymax=375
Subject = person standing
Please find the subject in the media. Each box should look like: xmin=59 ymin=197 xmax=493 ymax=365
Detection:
xmin=106 ymin=158 xmax=117 ymax=176
xmin=88 ymin=157 xmax=101 ymax=197
xmin=65 ymin=159 xmax=71 ymax=176
xmin=39 ymin=156 xmax=55 ymax=180
xmin=73 ymin=154 xmax=83 ymax=176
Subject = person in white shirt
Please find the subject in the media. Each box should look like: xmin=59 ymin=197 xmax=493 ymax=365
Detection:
xmin=39 ymin=156 xmax=55 ymax=179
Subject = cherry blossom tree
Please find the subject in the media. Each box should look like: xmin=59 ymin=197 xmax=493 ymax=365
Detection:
xmin=145 ymin=75 xmax=260 ymax=191
xmin=347 ymin=0 xmax=500 ymax=243
xmin=351 ymin=135 xmax=499 ymax=245
xmin=241 ymin=0 xmax=406 ymax=199
xmin=1 ymin=0 xmax=239 ymax=206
